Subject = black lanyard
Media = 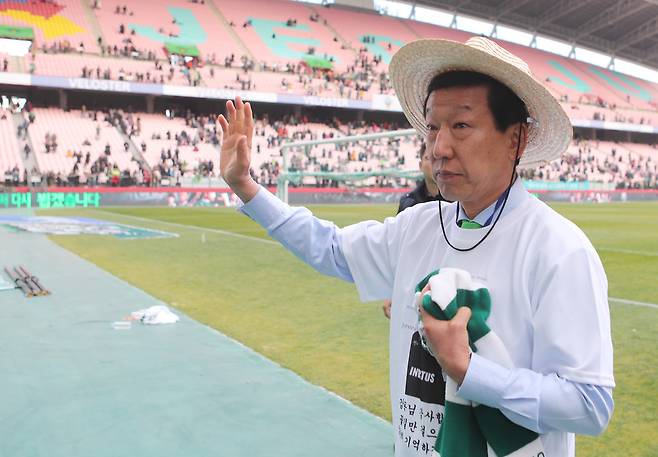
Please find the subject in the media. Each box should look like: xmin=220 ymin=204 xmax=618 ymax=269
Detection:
xmin=455 ymin=186 xmax=511 ymax=228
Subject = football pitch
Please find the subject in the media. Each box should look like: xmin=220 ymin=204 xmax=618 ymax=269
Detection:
xmin=42 ymin=201 xmax=657 ymax=457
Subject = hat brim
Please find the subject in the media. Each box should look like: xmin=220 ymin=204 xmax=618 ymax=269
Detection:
xmin=389 ymin=39 xmax=572 ymax=168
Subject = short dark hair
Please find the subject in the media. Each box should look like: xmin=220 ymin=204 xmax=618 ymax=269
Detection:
xmin=423 ymin=71 xmax=529 ymax=132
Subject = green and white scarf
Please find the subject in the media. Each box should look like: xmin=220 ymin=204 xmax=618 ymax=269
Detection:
xmin=415 ymin=268 xmax=545 ymax=457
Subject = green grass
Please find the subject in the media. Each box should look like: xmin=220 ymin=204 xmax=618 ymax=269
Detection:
xmin=41 ymin=202 xmax=658 ymax=456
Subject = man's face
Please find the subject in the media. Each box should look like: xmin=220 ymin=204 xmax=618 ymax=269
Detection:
xmin=425 ymin=85 xmax=522 ymax=207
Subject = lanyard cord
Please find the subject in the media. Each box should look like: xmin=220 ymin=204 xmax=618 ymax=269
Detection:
xmin=454 ymin=186 xmax=509 ymax=228
xmin=438 ymin=123 xmax=522 ymax=252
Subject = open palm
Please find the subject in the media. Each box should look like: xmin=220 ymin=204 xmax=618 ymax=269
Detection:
xmin=218 ymin=96 xmax=254 ymax=189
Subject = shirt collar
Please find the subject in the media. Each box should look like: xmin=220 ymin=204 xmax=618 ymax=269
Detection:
xmin=457 ymin=177 xmax=526 ymax=227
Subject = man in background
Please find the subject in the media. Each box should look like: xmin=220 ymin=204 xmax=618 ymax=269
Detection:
xmin=383 ymin=141 xmax=443 ymax=318
xmin=398 ymin=142 xmax=443 ymax=213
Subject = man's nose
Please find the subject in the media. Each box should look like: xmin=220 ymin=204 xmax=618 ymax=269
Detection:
xmin=431 ymin=129 xmax=453 ymax=160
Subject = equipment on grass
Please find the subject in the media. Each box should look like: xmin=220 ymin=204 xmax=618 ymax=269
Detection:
xmin=3 ymin=265 xmax=50 ymax=297
xmin=4 ymin=266 xmax=33 ymax=296
xmin=17 ymin=266 xmax=50 ymax=296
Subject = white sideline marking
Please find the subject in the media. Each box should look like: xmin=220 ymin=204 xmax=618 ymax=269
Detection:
xmin=598 ymin=247 xmax=658 ymax=257
xmin=94 ymin=210 xmax=658 ymax=310
xmin=93 ymin=209 xmax=279 ymax=246
xmin=609 ymin=297 xmax=658 ymax=309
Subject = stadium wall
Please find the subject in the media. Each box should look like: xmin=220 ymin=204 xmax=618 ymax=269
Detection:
xmin=2 ymin=186 xmax=657 ymax=210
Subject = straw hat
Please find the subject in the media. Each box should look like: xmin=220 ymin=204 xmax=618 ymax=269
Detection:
xmin=389 ymin=37 xmax=572 ymax=168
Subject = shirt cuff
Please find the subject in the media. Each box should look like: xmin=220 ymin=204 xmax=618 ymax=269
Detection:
xmin=239 ymin=186 xmax=293 ymax=231
xmin=457 ymin=352 xmax=509 ymax=408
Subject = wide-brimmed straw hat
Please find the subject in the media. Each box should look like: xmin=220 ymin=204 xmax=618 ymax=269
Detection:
xmin=389 ymin=36 xmax=572 ymax=168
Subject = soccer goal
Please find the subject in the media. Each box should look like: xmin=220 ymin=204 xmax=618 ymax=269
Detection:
xmin=277 ymin=128 xmax=423 ymax=204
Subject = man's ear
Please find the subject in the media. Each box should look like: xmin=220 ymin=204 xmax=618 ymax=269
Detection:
xmin=509 ymin=123 xmax=528 ymax=162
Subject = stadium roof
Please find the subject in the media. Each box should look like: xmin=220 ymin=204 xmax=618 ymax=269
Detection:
xmin=409 ymin=0 xmax=658 ymax=71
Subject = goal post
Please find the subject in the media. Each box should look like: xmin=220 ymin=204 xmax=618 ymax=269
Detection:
xmin=277 ymin=128 xmax=421 ymax=203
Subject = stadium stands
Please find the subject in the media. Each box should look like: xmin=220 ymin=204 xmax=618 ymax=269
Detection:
xmin=0 ymin=0 xmax=97 ymax=51
xmin=25 ymin=108 xmax=137 ymax=179
xmin=131 ymin=113 xmax=220 ymax=176
xmin=92 ymin=0 xmax=243 ymax=61
xmin=216 ymin=0 xmax=354 ymax=69
xmin=31 ymin=52 xmax=193 ymax=86
xmin=0 ymin=110 xmax=24 ymax=180
xmin=1 ymin=0 xmax=655 ymax=111
xmin=314 ymin=6 xmax=416 ymax=65
xmin=522 ymin=139 xmax=657 ymax=189
xmin=2 ymin=104 xmax=654 ymax=190
xmin=0 ymin=1 xmax=655 ymax=190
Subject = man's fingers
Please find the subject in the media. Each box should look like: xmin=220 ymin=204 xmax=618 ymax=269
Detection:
xmin=217 ymin=114 xmax=229 ymax=135
xmin=245 ymin=101 xmax=254 ymax=130
xmin=235 ymin=96 xmax=244 ymax=124
xmin=420 ymin=301 xmax=471 ymax=328
xmin=226 ymin=99 xmax=236 ymax=123
xmin=418 ymin=300 xmax=431 ymax=322
xmin=244 ymin=101 xmax=254 ymax=147
xmin=452 ymin=306 xmax=472 ymax=328
xmin=245 ymin=101 xmax=253 ymax=124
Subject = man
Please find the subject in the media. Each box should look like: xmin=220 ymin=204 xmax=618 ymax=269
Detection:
xmin=218 ymin=37 xmax=613 ymax=457
xmin=398 ymin=142 xmax=443 ymax=214
xmin=383 ymin=142 xmax=442 ymax=318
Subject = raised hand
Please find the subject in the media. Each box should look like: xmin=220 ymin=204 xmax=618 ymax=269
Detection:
xmin=218 ymin=96 xmax=259 ymax=202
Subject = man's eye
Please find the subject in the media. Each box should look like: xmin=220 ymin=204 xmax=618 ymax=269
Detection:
xmin=426 ymin=124 xmax=438 ymax=131
xmin=454 ymin=122 xmax=468 ymax=129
